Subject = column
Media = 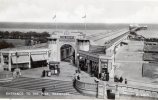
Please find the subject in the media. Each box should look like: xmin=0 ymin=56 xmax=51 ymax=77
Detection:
xmin=115 ymin=85 xmax=120 ymax=99
xmin=1 ymin=53 xmax=4 ymax=66
xmin=64 ymin=49 xmax=66 ymax=59
xmin=28 ymin=52 xmax=31 ymax=69
xmin=98 ymin=59 xmax=101 ymax=76
xmin=0 ymin=53 xmax=4 ymax=71
xmin=87 ymin=60 xmax=90 ymax=73
xmin=109 ymin=60 xmax=114 ymax=78
xmin=47 ymin=51 xmax=49 ymax=65
xmin=103 ymin=82 xmax=107 ymax=99
xmin=8 ymin=53 xmax=11 ymax=71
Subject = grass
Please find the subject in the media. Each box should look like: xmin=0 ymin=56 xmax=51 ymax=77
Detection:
xmin=0 ymin=39 xmax=25 ymax=47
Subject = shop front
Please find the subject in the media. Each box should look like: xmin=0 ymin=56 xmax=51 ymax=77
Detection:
xmin=78 ymin=52 xmax=100 ymax=78
xmin=31 ymin=54 xmax=48 ymax=68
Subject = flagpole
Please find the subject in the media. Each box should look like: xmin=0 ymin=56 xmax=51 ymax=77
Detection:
xmin=53 ymin=14 xmax=57 ymax=32
xmin=55 ymin=18 xmax=57 ymax=31
xmin=85 ymin=15 xmax=86 ymax=36
xmin=82 ymin=14 xmax=86 ymax=38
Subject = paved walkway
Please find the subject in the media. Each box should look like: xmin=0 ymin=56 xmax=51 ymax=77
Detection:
xmin=115 ymin=40 xmax=154 ymax=83
xmin=21 ymin=61 xmax=96 ymax=83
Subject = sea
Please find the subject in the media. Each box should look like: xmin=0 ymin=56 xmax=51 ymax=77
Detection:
xmin=0 ymin=22 xmax=157 ymax=38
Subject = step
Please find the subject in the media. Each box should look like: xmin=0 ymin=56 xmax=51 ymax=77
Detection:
xmin=0 ymin=77 xmax=80 ymax=95
xmin=2 ymin=80 xmax=73 ymax=88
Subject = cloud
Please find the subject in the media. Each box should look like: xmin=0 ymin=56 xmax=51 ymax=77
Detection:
xmin=129 ymin=6 xmax=158 ymax=23
xmin=0 ymin=0 xmax=158 ymax=23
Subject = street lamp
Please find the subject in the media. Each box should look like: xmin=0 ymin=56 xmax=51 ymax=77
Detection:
xmin=95 ymin=78 xmax=99 ymax=98
xmin=15 ymin=52 xmax=19 ymax=69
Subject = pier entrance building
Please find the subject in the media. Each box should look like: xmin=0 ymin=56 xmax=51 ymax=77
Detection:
xmin=47 ymin=31 xmax=90 ymax=64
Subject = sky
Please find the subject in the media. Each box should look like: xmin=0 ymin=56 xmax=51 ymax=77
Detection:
xmin=0 ymin=0 xmax=158 ymax=23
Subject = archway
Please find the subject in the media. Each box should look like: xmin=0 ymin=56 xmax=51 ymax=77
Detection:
xmin=60 ymin=44 xmax=75 ymax=64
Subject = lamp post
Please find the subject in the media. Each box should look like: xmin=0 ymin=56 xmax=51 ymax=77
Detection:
xmin=15 ymin=52 xmax=19 ymax=69
xmin=95 ymin=78 xmax=99 ymax=98
xmin=114 ymin=47 xmax=116 ymax=64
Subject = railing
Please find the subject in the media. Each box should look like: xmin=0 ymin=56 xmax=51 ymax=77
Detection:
xmin=107 ymin=81 xmax=158 ymax=98
xmin=75 ymin=79 xmax=98 ymax=96
xmin=75 ymin=77 xmax=158 ymax=98
xmin=119 ymin=85 xmax=158 ymax=98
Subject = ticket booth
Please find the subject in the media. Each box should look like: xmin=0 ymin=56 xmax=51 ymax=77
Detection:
xmin=49 ymin=61 xmax=60 ymax=75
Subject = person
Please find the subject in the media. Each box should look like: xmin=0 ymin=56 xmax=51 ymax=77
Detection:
xmin=42 ymin=70 xmax=45 ymax=77
xmin=42 ymin=87 xmax=46 ymax=96
xmin=57 ymin=68 xmax=60 ymax=76
xmin=77 ymin=75 xmax=80 ymax=80
xmin=13 ymin=70 xmax=17 ymax=78
xmin=119 ymin=76 xmax=123 ymax=83
xmin=125 ymin=78 xmax=127 ymax=84
xmin=114 ymin=75 xmax=118 ymax=82
xmin=73 ymin=78 xmax=76 ymax=87
xmin=74 ymin=70 xmax=78 ymax=79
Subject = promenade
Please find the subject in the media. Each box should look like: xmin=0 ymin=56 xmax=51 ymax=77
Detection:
xmin=114 ymin=39 xmax=158 ymax=90
xmin=115 ymin=40 xmax=151 ymax=82
xmin=21 ymin=61 xmax=96 ymax=83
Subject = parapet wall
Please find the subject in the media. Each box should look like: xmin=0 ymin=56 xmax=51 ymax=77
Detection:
xmin=75 ymin=78 xmax=158 ymax=99
xmin=107 ymin=83 xmax=158 ymax=99
xmin=75 ymin=79 xmax=97 ymax=96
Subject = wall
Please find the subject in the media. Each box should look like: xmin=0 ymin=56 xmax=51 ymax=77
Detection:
xmin=75 ymin=79 xmax=98 ymax=96
xmin=48 ymin=39 xmax=59 ymax=61
xmin=107 ymin=83 xmax=158 ymax=99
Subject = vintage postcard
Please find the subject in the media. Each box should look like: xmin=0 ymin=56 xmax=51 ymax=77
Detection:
xmin=0 ymin=0 xmax=157 ymax=100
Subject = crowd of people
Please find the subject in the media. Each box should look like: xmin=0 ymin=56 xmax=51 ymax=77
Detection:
xmin=41 ymin=69 xmax=60 ymax=77
xmin=114 ymin=75 xmax=127 ymax=84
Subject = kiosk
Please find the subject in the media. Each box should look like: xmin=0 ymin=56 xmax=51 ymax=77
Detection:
xmin=49 ymin=61 xmax=60 ymax=75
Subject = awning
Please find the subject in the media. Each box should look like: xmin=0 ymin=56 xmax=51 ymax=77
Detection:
xmin=31 ymin=54 xmax=48 ymax=61
xmin=49 ymin=61 xmax=60 ymax=64
xmin=121 ymin=41 xmax=128 ymax=45
xmin=12 ymin=56 xmax=30 ymax=64
xmin=100 ymin=59 xmax=108 ymax=62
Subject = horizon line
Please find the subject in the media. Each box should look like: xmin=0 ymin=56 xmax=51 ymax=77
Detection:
xmin=0 ymin=21 xmax=158 ymax=24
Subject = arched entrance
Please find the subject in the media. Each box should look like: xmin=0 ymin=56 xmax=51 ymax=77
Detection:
xmin=60 ymin=44 xmax=75 ymax=64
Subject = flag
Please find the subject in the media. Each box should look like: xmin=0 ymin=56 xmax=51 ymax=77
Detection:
xmin=53 ymin=15 xmax=56 ymax=19
xmin=82 ymin=14 xmax=86 ymax=18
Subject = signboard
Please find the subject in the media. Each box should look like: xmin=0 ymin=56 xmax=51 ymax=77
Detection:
xmin=87 ymin=56 xmax=99 ymax=62
xmin=11 ymin=52 xmax=29 ymax=56
xmin=59 ymin=36 xmax=75 ymax=42
xmin=31 ymin=51 xmax=47 ymax=55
